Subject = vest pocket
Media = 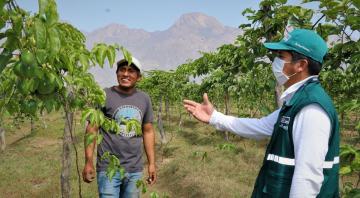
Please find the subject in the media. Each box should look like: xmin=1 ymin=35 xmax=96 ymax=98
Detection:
xmin=262 ymin=170 xmax=292 ymax=197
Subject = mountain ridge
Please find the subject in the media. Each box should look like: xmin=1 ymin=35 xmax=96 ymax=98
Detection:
xmin=86 ymin=12 xmax=242 ymax=87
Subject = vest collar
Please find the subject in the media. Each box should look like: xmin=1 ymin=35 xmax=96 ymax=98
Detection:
xmin=282 ymin=76 xmax=319 ymax=107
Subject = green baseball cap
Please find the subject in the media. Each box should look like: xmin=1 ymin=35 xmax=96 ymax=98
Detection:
xmin=264 ymin=29 xmax=328 ymax=63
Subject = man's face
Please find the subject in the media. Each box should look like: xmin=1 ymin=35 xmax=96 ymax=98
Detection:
xmin=116 ymin=65 xmax=141 ymax=89
xmin=276 ymin=51 xmax=294 ymax=76
xmin=273 ymin=50 xmax=308 ymax=87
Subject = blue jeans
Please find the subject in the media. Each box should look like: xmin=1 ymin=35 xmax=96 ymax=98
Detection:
xmin=97 ymin=171 xmax=142 ymax=198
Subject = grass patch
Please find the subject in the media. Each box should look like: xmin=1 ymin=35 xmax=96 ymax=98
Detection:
xmin=1 ymin=111 xmax=358 ymax=197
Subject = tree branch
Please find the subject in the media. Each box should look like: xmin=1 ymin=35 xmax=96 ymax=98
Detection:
xmin=312 ymin=14 xmax=325 ymax=30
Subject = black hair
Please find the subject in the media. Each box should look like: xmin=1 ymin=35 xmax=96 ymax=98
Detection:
xmin=116 ymin=61 xmax=140 ymax=74
xmin=289 ymin=51 xmax=322 ymax=75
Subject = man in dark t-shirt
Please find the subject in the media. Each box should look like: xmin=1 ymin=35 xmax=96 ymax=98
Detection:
xmin=82 ymin=57 xmax=156 ymax=198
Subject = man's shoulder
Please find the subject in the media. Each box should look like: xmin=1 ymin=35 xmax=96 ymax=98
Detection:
xmin=103 ymin=87 xmax=113 ymax=94
xmin=135 ymin=89 xmax=151 ymax=99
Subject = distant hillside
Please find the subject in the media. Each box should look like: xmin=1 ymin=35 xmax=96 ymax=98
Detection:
xmin=85 ymin=12 xmax=242 ymax=87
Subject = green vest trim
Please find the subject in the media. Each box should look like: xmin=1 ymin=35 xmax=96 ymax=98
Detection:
xmin=251 ymin=78 xmax=340 ymax=198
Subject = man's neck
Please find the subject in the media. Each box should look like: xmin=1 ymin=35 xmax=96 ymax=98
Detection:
xmin=284 ymin=73 xmax=311 ymax=89
xmin=114 ymin=86 xmax=136 ymax=95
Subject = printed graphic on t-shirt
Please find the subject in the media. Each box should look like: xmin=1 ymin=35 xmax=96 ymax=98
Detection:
xmin=113 ymin=105 xmax=142 ymax=137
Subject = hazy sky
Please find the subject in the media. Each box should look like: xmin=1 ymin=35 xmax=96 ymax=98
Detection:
xmin=17 ymin=0 xmax=315 ymax=32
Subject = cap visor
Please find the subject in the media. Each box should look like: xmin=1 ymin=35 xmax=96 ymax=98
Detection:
xmin=264 ymin=42 xmax=292 ymax=51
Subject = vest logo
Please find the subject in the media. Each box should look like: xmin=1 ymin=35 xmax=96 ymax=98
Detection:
xmin=279 ymin=116 xmax=290 ymax=131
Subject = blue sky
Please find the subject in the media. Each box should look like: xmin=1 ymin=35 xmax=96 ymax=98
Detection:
xmin=17 ymin=0 xmax=313 ymax=32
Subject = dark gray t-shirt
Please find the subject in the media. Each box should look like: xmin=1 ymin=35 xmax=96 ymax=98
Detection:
xmin=97 ymin=87 xmax=153 ymax=173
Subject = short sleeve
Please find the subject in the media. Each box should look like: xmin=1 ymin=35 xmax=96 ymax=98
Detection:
xmin=142 ymin=94 xmax=154 ymax=124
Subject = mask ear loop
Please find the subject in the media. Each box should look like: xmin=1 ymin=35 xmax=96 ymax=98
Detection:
xmin=286 ymin=58 xmax=307 ymax=79
xmin=286 ymin=72 xmax=298 ymax=79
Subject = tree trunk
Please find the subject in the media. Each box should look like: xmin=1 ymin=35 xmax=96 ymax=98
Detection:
xmin=224 ymin=92 xmax=230 ymax=141
xmin=30 ymin=117 xmax=35 ymax=134
xmin=0 ymin=127 xmax=5 ymax=151
xmin=178 ymin=104 xmax=183 ymax=133
xmin=61 ymin=110 xmax=73 ymax=198
xmin=41 ymin=112 xmax=48 ymax=129
xmin=274 ymin=83 xmax=282 ymax=108
xmin=165 ymin=96 xmax=170 ymax=126
xmin=157 ymin=96 xmax=166 ymax=143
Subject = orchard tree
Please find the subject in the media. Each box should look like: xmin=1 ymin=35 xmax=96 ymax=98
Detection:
xmin=0 ymin=0 xmax=134 ymax=197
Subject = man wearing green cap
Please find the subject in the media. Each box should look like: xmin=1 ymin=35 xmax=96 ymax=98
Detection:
xmin=183 ymin=29 xmax=339 ymax=198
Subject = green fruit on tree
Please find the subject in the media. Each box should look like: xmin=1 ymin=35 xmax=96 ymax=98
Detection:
xmin=13 ymin=62 xmax=25 ymax=77
xmin=21 ymin=51 xmax=36 ymax=66
xmin=17 ymin=78 xmax=39 ymax=95
xmin=37 ymin=74 xmax=57 ymax=95
xmin=17 ymin=80 xmax=31 ymax=95
xmin=21 ymin=63 xmax=37 ymax=78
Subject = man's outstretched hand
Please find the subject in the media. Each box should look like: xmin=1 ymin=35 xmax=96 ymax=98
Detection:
xmin=183 ymin=93 xmax=214 ymax=123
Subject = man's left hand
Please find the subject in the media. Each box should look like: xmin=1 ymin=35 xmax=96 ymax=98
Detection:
xmin=147 ymin=163 xmax=157 ymax=185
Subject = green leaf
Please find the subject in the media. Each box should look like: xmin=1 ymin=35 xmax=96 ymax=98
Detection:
xmin=54 ymin=75 xmax=63 ymax=90
xmin=45 ymin=0 xmax=59 ymax=25
xmin=48 ymin=27 xmax=61 ymax=58
xmin=150 ymin=192 xmax=160 ymax=198
xmin=121 ymin=46 xmax=132 ymax=65
xmin=119 ymin=167 xmax=125 ymax=179
xmin=242 ymin=8 xmax=255 ymax=16
xmin=79 ymin=54 xmax=89 ymax=71
xmin=96 ymin=134 xmax=103 ymax=145
xmin=38 ymin=0 xmax=48 ymax=16
xmin=35 ymin=49 xmax=48 ymax=63
xmin=0 ymin=53 xmax=12 ymax=74
xmin=95 ymin=45 xmax=107 ymax=67
xmin=3 ymin=30 xmax=19 ymax=51
xmin=110 ymin=155 xmax=120 ymax=166
xmin=101 ymin=119 xmax=112 ymax=132
xmin=136 ymin=180 xmax=147 ymax=194
xmin=34 ymin=19 xmax=47 ymax=49
xmin=43 ymin=99 xmax=55 ymax=113
xmin=106 ymin=168 xmax=116 ymax=182
xmin=100 ymin=151 xmax=110 ymax=161
xmin=339 ymin=166 xmax=352 ymax=175
xmin=81 ymin=109 xmax=91 ymax=124
xmin=85 ymin=133 xmax=96 ymax=147
xmin=10 ymin=14 xmax=22 ymax=34
xmin=0 ymin=0 xmax=6 ymax=9
xmin=353 ymin=0 xmax=360 ymax=9
xmin=106 ymin=46 xmax=116 ymax=67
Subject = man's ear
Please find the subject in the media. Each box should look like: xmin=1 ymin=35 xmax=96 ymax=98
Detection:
xmin=297 ymin=59 xmax=309 ymax=73
xmin=136 ymin=74 xmax=142 ymax=82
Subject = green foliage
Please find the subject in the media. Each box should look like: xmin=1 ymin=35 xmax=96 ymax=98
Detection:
xmin=340 ymin=144 xmax=360 ymax=175
xmin=0 ymin=1 xmax=140 ymax=195
xmin=100 ymin=151 xmax=125 ymax=181
xmin=124 ymin=118 xmax=142 ymax=136
xmin=150 ymin=192 xmax=160 ymax=198
xmin=216 ymin=143 xmax=236 ymax=152
xmin=192 ymin=151 xmax=208 ymax=161
xmin=136 ymin=180 xmax=147 ymax=194
xmin=150 ymin=192 xmax=170 ymax=198
xmin=121 ymin=46 xmax=132 ymax=65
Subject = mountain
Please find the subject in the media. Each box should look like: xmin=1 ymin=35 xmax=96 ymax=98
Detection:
xmin=85 ymin=12 xmax=242 ymax=87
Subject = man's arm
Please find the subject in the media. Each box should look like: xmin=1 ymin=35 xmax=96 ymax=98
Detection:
xmin=143 ymin=122 xmax=156 ymax=185
xmin=184 ymin=93 xmax=278 ymax=139
xmin=290 ymin=104 xmax=331 ymax=197
xmin=82 ymin=123 xmax=99 ymax=183
xmin=209 ymin=109 xmax=279 ymax=139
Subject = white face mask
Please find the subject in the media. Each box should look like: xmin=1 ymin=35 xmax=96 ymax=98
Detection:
xmin=271 ymin=57 xmax=297 ymax=85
